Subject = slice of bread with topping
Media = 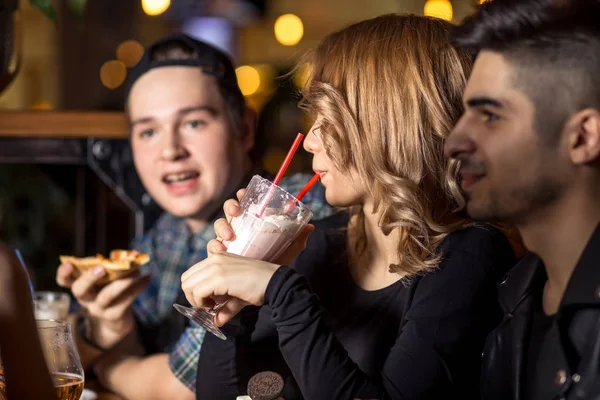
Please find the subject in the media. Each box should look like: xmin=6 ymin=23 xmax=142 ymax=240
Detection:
xmin=59 ymin=250 xmax=149 ymax=284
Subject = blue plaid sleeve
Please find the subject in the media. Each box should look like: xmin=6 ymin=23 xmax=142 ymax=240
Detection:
xmin=168 ymin=326 xmax=206 ymax=391
xmin=130 ymin=226 xmax=163 ymax=327
xmin=131 ymin=213 xmax=192 ymax=328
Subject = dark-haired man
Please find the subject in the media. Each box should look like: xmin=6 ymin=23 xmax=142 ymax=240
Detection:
xmin=444 ymin=0 xmax=600 ymax=399
xmin=56 ymin=34 xmax=334 ymax=399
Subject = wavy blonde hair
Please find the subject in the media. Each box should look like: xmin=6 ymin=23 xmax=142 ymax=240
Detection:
xmin=299 ymin=14 xmax=474 ymax=277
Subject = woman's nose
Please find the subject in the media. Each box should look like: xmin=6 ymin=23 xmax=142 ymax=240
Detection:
xmin=304 ymin=123 xmax=322 ymax=154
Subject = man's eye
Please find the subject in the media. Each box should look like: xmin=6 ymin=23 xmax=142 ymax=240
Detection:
xmin=482 ymin=110 xmax=499 ymax=123
xmin=186 ymin=120 xmax=206 ymax=129
xmin=140 ymin=129 xmax=154 ymax=138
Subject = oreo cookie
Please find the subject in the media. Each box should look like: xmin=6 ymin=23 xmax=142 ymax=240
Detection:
xmin=247 ymin=371 xmax=284 ymax=400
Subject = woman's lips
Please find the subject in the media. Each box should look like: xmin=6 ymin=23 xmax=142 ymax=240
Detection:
xmin=314 ymin=170 xmax=327 ymax=179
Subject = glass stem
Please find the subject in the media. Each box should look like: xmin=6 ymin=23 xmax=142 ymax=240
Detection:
xmin=210 ymin=300 xmax=228 ymax=314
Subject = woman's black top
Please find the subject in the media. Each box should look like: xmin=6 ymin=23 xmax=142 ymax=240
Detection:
xmin=195 ymin=212 xmax=516 ymax=399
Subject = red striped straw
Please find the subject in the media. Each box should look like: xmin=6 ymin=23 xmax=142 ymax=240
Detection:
xmin=256 ymin=133 xmax=305 ymax=217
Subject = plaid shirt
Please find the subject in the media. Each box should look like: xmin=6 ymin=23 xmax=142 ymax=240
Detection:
xmin=131 ymin=173 xmax=335 ymax=391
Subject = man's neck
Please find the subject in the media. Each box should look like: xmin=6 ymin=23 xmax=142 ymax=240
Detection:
xmin=518 ymin=191 xmax=600 ymax=302
xmin=185 ymin=218 xmax=207 ymax=234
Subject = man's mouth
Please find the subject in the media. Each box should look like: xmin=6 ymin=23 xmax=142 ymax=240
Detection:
xmin=459 ymin=172 xmax=484 ymax=190
xmin=162 ymin=171 xmax=200 ymax=184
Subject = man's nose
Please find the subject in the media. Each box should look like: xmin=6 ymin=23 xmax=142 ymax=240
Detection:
xmin=444 ymin=121 xmax=477 ymax=160
xmin=161 ymin=129 xmax=189 ymax=161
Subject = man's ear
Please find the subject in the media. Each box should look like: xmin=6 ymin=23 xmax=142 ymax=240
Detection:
xmin=566 ymin=108 xmax=600 ymax=165
xmin=241 ymin=106 xmax=256 ymax=153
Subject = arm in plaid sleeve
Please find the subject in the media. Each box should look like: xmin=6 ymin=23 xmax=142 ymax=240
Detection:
xmin=130 ymin=225 xmax=162 ymax=328
xmin=90 ymin=216 xmax=197 ymax=399
xmin=168 ymin=326 xmax=205 ymax=391
xmin=94 ymin=349 xmax=195 ymax=400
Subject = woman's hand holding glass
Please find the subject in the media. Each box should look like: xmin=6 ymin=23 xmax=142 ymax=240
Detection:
xmin=207 ymin=189 xmax=315 ymax=264
xmin=182 ymin=189 xmax=315 ymax=327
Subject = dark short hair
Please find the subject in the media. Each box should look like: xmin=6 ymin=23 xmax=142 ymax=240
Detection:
xmin=453 ymin=0 xmax=600 ymax=142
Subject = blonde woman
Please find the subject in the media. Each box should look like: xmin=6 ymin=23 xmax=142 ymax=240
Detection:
xmin=182 ymin=14 xmax=516 ymax=400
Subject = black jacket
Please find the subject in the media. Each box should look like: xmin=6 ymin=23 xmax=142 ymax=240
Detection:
xmin=481 ymin=225 xmax=600 ymax=400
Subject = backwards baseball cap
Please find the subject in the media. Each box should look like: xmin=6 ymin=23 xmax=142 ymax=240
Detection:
xmin=124 ymin=33 xmax=242 ymax=101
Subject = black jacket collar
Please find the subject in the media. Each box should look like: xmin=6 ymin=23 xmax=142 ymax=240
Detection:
xmin=560 ymin=224 xmax=600 ymax=309
xmin=498 ymin=253 xmax=546 ymax=314
xmin=499 ymin=224 xmax=600 ymax=314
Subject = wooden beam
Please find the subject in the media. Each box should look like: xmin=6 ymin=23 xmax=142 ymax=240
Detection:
xmin=0 ymin=111 xmax=129 ymax=138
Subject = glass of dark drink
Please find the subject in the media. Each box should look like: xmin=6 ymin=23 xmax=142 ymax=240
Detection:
xmin=37 ymin=320 xmax=84 ymax=400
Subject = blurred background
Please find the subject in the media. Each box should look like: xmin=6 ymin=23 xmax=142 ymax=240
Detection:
xmin=0 ymin=0 xmax=483 ymax=290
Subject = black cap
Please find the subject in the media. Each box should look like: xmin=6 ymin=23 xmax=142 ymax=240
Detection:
xmin=125 ymin=33 xmax=241 ymax=100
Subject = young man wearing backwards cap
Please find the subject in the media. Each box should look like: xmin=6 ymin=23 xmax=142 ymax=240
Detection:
xmin=56 ymin=34 xmax=334 ymax=399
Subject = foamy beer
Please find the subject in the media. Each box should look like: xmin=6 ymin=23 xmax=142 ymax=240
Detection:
xmin=37 ymin=320 xmax=84 ymax=400
xmin=34 ymin=291 xmax=71 ymax=320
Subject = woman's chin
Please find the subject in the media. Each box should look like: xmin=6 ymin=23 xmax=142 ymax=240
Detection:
xmin=325 ymin=192 xmax=359 ymax=209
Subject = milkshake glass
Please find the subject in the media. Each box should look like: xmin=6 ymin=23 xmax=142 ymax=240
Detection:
xmin=226 ymin=175 xmax=313 ymax=261
xmin=174 ymin=175 xmax=313 ymax=339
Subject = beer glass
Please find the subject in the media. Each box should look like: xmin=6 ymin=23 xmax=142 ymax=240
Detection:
xmin=37 ymin=320 xmax=84 ymax=400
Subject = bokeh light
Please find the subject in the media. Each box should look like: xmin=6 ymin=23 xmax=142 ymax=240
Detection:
xmin=424 ymin=0 xmax=453 ymax=22
xmin=274 ymin=14 xmax=304 ymax=46
xmin=236 ymin=65 xmax=261 ymax=96
xmin=141 ymin=0 xmax=170 ymax=16
xmin=100 ymin=60 xmax=127 ymax=90
xmin=116 ymin=40 xmax=145 ymax=68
